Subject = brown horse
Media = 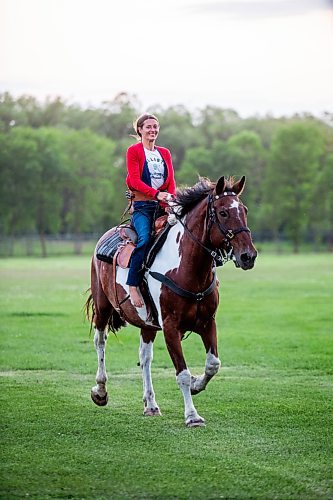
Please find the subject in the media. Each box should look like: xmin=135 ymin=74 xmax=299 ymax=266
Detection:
xmin=85 ymin=176 xmax=257 ymax=427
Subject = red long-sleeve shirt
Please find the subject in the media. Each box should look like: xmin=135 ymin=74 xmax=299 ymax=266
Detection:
xmin=126 ymin=142 xmax=176 ymax=199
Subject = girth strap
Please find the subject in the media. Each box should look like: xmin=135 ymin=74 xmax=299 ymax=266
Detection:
xmin=149 ymin=270 xmax=216 ymax=301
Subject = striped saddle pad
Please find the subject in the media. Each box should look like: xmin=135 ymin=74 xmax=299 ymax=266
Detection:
xmin=96 ymin=226 xmax=137 ymax=266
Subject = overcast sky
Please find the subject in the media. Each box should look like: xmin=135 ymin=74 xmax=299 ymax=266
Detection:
xmin=1 ymin=0 xmax=332 ymax=117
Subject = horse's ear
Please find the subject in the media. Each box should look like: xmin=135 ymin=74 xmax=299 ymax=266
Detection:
xmin=233 ymin=176 xmax=246 ymax=196
xmin=215 ymin=176 xmax=226 ymax=195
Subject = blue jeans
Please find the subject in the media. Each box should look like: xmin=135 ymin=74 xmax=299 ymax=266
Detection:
xmin=126 ymin=201 xmax=158 ymax=286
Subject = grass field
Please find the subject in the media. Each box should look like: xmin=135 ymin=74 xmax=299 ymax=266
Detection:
xmin=0 ymin=254 xmax=332 ymax=499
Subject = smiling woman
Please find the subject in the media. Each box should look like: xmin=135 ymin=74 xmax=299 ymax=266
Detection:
xmin=125 ymin=113 xmax=177 ymax=307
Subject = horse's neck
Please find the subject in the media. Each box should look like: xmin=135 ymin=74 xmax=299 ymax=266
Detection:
xmin=177 ymin=204 xmax=214 ymax=284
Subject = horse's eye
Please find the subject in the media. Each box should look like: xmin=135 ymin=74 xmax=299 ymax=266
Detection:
xmin=219 ymin=210 xmax=228 ymax=218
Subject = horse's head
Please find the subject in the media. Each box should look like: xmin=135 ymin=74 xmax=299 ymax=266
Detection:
xmin=208 ymin=176 xmax=257 ymax=270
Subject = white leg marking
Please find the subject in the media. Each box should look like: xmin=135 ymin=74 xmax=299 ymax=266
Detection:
xmin=177 ymin=369 xmax=205 ymax=426
xmin=92 ymin=328 xmax=108 ymax=398
xmin=191 ymin=349 xmax=221 ymax=393
xmin=139 ymin=338 xmax=160 ymax=415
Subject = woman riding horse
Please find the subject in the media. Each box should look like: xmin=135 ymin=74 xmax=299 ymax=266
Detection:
xmin=126 ymin=113 xmax=176 ymax=308
xmin=86 ymin=174 xmax=257 ymax=427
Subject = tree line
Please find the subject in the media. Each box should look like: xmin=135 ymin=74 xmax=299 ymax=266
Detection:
xmin=0 ymin=91 xmax=332 ymax=254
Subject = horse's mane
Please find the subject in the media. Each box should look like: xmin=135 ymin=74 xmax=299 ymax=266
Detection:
xmin=175 ymin=176 xmax=235 ymax=216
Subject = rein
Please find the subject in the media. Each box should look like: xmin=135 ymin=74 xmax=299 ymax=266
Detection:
xmin=170 ymin=207 xmax=226 ymax=265
xmin=148 ymin=190 xmax=250 ymax=301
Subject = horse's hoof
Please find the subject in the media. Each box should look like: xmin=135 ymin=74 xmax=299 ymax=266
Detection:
xmin=186 ymin=417 xmax=206 ymax=428
xmin=191 ymin=388 xmax=200 ymax=395
xmin=144 ymin=407 xmax=162 ymax=416
xmin=91 ymin=390 xmax=108 ymax=406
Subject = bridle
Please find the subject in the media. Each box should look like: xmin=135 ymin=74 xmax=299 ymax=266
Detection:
xmin=170 ymin=190 xmax=251 ymax=266
xmin=206 ymin=191 xmax=251 ymax=257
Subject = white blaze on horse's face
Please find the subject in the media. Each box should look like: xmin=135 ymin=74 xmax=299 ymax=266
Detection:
xmin=229 ymin=199 xmax=240 ymax=216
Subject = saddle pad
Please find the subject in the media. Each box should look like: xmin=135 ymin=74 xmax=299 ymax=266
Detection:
xmin=96 ymin=231 xmax=122 ymax=263
xmin=96 ymin=217 xmax=168 ymax=266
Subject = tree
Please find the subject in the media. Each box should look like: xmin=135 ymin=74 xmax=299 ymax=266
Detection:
xmin=0 ymin=127 xmax=67 ymax=256
xmin=16 ymin=95 xmax=45 ymax=128
xmin=176 ymin=147 xmax=213 ymax=187
xmin=0 ymin=92 xmax=22 ymax=132
xmin=263 ymin=123 xmax=325 ymax=252
xmin=97 ymin=92 xmax=140 ymax=140
xmin=32 ymin=128 xmax=68 ymax=256
xmin=154 ymin=105 xmax=202 ymax=168
xmin=0 ymin=128 xmax=38 ymax=240
xmin=309 ymin=153 xmax=333 ymax=250
xmin=220 ymin=132 xmax=267 ymax=231
xmin=197 ymin=106 xmax=241 ymax=147
xmin=62 ymin=129 xmax=117 ymax=253
xmin=2 ymin=92 xmax=333 ymax=251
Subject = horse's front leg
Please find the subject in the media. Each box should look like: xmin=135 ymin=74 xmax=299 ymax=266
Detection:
xmin=191 ymin=318 xmax=221 ymax=395
xmin=140 ymin=328 xmax=161 ymax=416
xmin=91 ymin=327 xmax=109 ymax=406
xmin=163 ymin=325 xmax=205 ymax=427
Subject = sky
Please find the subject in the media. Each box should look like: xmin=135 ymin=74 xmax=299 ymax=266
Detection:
xmin=1 ymin=0 xmax=333 ymax=117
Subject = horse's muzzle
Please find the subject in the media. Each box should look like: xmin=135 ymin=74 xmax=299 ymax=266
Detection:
xmin=236 ymin=250 xmax=257 ymax=270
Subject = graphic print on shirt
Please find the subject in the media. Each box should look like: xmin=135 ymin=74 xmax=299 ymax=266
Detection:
xmin=144 ymin=148 xmax=165 ymax=189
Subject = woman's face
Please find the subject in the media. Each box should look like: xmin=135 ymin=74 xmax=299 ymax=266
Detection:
xmin=138 ymin=118 xmax=160 ymax=142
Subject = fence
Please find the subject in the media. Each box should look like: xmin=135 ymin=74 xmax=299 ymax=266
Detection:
xmin=0 ymin=234 xmax=99 ymax=258
xmin=0 ymin=232 xmax=331 ymax=258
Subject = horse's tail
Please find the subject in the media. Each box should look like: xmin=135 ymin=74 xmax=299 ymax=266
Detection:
xmin=84 ymin=288 xmax=126 ymax=334
xmin=106 ymin=306 xmax=127 ymax=334
xmin=84 ymin=289 xmax=95 ymax=334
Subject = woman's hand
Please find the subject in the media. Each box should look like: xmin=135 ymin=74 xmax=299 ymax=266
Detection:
xmin=157 ymin=192 xmax=173 ymax=202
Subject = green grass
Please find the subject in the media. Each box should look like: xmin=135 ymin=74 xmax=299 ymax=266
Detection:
xmin=0 ymin=236 xmax=97 ymax=258
xmin=0 ymin=254 xmax=332 ymax=499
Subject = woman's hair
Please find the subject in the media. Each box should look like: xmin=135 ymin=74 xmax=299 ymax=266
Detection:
xmin=133 ymin=113 xmax=159 ymax=139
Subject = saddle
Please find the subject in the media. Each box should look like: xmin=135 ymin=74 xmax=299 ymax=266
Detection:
xmin=96 ymin=214 xmax=171 ymax=328
xmin=96 ymin=214 xmax=169 ymax=268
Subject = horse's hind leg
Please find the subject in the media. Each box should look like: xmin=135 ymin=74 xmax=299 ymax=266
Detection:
xmin=191 ymin=318 xmax=221 ymax=395
xmin=91 ymin=326 xmax=109 ymax=406
xmin=90 ymin=289 xmax=113 ymax=407
xmin=140 ymin=328 xmax=161 ymax=416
